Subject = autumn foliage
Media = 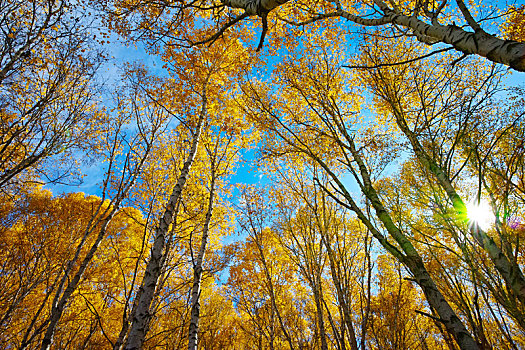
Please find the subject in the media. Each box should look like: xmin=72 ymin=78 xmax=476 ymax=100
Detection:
xmin=1 ymin=0 xmax=525 ymax=349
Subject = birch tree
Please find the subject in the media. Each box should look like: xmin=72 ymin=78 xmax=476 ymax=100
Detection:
xmin=356 ymin=37 xmax=525 ymax=332
xmin=187 ymin=90 xmax=250 ymax=350
xmin=123 ymin=37 xmax=252 ymax=349
xmin=37 ymin=73 xmax=166 ymax=350
xmin=268 ymin=166 xmax=373 ymax=350
xmin=123 ymin=84 xmax=208 ymax=350
xmin=0 ymin=191 xmax=145 ymax=349
xmin=107 ymin=0 xmax=525 ymax=71
xmin=230 ymin=187 xmax=309 ymax=349
xmin=239 ymin=43 xmax=480 ymax=349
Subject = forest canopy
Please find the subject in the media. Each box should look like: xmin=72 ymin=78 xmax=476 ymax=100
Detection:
xmin=1 ymin=0 xmax=525 ymax=349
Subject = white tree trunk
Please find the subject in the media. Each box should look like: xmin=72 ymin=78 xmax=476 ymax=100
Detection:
xmin=221 ymin=0 xmax=289 ymax=15
xmin=39 ymin=147 xmax=150 ymax=350
xmin=385 ymin=12 xmax=525 ymax=71
xmin=187 ymin=168 xmax=216 ymax=350
xmin=219 ymin=0 xmax=525 ymax=71
xmin=124 ymin=91 xmax=208 ymax=350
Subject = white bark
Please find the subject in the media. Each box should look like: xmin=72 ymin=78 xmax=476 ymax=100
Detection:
xmin=187 ymin=167 xmax=216 ymax=350
xmin=124 ymin=91 xmax=208 ymax=350
xmin=39 ymin=149 xmax=150 ymax=350
xmin=383 ymin=11 xmax=525 ymax=71
xmin=219 ymin=0 xmax=525 ymax=71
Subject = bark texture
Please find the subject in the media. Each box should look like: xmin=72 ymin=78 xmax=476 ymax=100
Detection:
xmin=187 ymin=167 xmax=216 ymax=350
xmin=307 ymin=145 xmax=479 ymax=350
xmin=383 ymin=11 xmax=525 ymax=72
xmin=124 ymin=92 xmax=207 ymax=350
xmin=347 ymin=141 xmax=479 ymax=350
xmin=221 ymin=0 xmax=289 ymax=15
xmin=219 ymin=0 xmax=525 ymax=71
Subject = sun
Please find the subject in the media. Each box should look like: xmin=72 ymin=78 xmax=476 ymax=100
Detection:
xmin=466 ymin=200 xmax=494 ymax=231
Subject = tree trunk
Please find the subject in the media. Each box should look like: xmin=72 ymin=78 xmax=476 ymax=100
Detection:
xmin=187 ymin=167 xmax=217 ymax=350
xmin=40 ymin=210 xmax=119 ymax=350
xmin=251 ymin=228 xmax=295 ymax=350
xmin=38 ymin=132 xmax=153 ymax=350
xmin=313 ymin=285 xmax=329 ymax=350
xmin=394 ymin=113 xmax=525 ymax=307
xmin=308 ymin=140 xmax=479 ymax=349
xmin=220 ymin=0 xmax=525 ymax=71
xmin=381 ymin=11 xmax=525 ymax=72
xmin=124 ymin=90 xmax=207 ymax=350
xmin=322 ymin=236 xmax=359 ymax=350
xmin=346 ymin=139 xmax=479 ymax=350
xmin=221 ymin=0 xmax=290 ymax=15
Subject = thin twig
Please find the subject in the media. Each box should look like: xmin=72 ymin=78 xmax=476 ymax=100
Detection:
xmin=343 ymin=47 xmax=453 ymax=69
xmin=415 ymin=309 xmax=445 ymax=323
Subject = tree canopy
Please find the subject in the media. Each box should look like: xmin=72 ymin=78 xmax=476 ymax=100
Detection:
xmin=1 ymin=0 xmax=524 ymax=349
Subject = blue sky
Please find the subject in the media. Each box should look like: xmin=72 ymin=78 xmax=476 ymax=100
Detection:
xmin=45 ymin=27 xmax=273 ymax=198
xmin=44 ymin=6 xmax=525 ymax=206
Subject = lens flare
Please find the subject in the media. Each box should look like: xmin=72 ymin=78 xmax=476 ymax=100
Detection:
xmin=466 ymin=200 xmax=494 ymax=231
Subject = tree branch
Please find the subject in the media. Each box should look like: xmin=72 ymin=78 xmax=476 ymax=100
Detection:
xmin=343 ymin=47 xmax=453 ymax=69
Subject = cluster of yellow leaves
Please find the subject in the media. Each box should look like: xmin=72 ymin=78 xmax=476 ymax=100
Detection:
xmin=503 ymin=5 xmax=525 ymax=41
xmin=0 ymin=186 xmax=145 ymax=349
